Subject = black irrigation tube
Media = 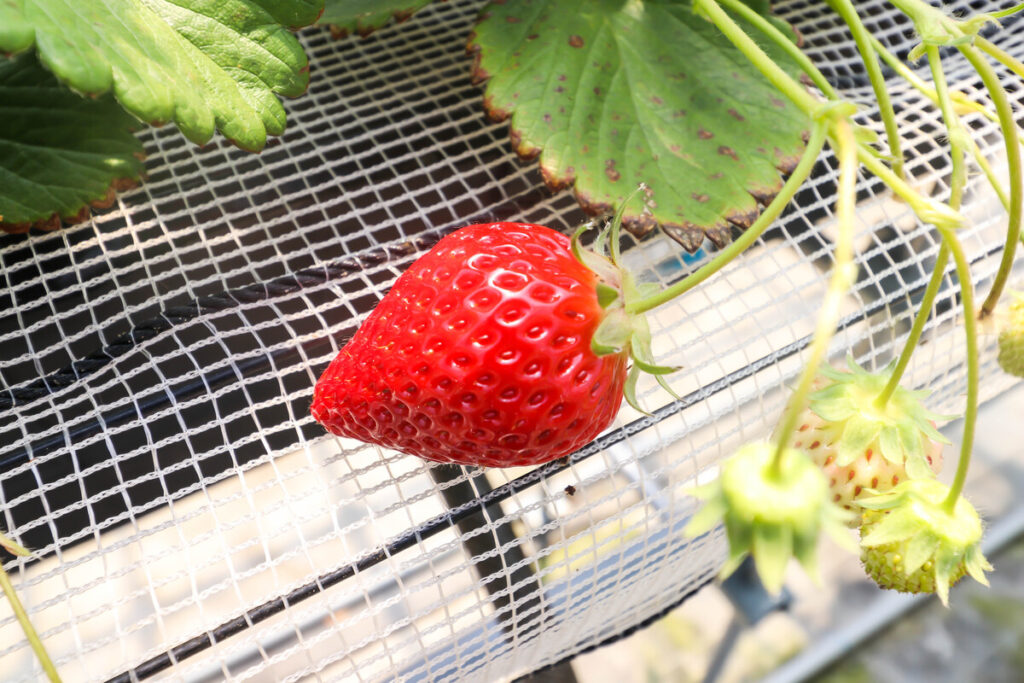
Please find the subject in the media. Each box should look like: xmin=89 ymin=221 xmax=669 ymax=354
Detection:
xmin=103 ymin=258 xmax=956 ymax=682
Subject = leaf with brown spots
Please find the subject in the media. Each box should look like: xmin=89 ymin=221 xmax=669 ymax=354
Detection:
xmin=0 ymin=54 xmax=144 ymax=233
xmin=467 ymin=0 xmax=809 ymax=252
xmin=320 ymin=0 xmax=438 ymax=37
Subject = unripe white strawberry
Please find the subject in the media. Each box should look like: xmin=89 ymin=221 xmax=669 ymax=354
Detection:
xmin=997 ymin=292 xmax=1024 ymax=378
xmin=777 ymin=360 xmax=949 ymax=524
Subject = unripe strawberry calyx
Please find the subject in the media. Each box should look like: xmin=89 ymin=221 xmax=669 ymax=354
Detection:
xmin=858 ymin=479 xmax=992 ymax=606
xmin=996 ymin=291 xmax=1024 ymax=378
xmin=570 ymin=191 xmax=681 ymax=414
xmin=685 ymin=442 xmax=854 ymax=594
xmin=810 ymin=357 xmax=953 ymax=480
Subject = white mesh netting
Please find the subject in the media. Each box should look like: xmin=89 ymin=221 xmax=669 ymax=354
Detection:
xmin=1 ymin=0 xmax=1023 ymax=680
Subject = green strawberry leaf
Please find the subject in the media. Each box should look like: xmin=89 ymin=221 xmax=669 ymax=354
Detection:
xmin=0 ymin=53 xmax=145 ymax=231
xmin=0 ymin=0 xmax=323 ymax=152
xmin=319 ymin=0 xmax=435 ymax=37
xmin=467 ymin=0 xmax=809 ymax=252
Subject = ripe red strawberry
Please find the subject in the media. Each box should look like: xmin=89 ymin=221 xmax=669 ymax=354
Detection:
xmin=776 ymin=361 xmax=948 ymax=522
xmin=311 ymin=222 xmax=648 ymax=468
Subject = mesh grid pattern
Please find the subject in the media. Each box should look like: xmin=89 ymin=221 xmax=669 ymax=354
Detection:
xmin=1 ymin=0 xmax=1022 ymax=680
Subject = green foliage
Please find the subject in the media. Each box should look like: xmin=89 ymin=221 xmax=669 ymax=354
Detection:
xmin=0 ymin=53 xmax=144 ymax=230
xmin=320 ymin=0 xmax=435 ymax=37
xmin=468 ymin=0 xmax=809 ymax=251
xmin=0 ymin=0 xmax=322 ymax=152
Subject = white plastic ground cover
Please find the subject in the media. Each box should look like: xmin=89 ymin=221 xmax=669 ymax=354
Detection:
xmin=0 ymin=0 xmax=1021 ymax=680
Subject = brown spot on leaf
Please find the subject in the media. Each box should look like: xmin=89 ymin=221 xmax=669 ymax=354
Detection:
xmin=558 ymin=73 xmax=567 ymax=81
xmin=770 ymin=96 xmax=786 ymax=108
xmin=670 ymin=144 xmax=681 ymax=153
xmin=527 ymin=33 xmax=539 ymax=40
xmin=691 ymin=193 xmax=710 ymax=203
xmin=651 ymin=95 xmax=663 ymax=105
xmin=749 ymin=178 xmax=784 ymax=205
xmin=662 ymin=222 xmax=706 ymax=253
xmin=718 ymin=146 xmax=738 ymax=161
xmin=543 ymin=113 xmax=552 ymax=123
xmin=482 ymin=94 xmax=511 ymax=122
xmin=727 ymin=108 xmax=745 ymax=121
xmin=673 ymin=109 xmax=687 ymax=118
xmin=541 ymin=162 xmax=574 ymax=191
xmin=774 ymin=145 xmax=805 ymax=174
xmin=605 ymin=159 xmax=621 ymax=182
xmin=709 ymin=171 xmax=724 ymax=180
xmin=705 ymin=223 xmax=733 ymax=249
xmin=569 ymin=35 xmax=584 ymax=48
xmin=698 ymin=128 xmax=713 ymax=140
xmin=555 ymin=85 xmax=564 ymax=93
xmin=593 ymin=86 xmax=601 ymax=96
xmin=725 ymin=208 xmax=758 ymax=231
xmin=506 ymin=15 xmax=520 ymax=23
xmin=623 ymin=213 xmax=657 ymax=238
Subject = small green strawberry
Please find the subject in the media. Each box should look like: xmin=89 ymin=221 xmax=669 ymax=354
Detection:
xmin=997 ymin=292 xmax=1024 ymax=378
xmin=858 ymin=479 xmax=992 ymax=606
xmin=685 ymin=441 xmax=853 ymax=594
xmin=777 ymin=359 xmax=950 ymax=523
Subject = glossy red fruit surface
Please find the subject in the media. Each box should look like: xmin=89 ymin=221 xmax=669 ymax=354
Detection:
xmin=310 ymin=223 xmax=629 ymax=467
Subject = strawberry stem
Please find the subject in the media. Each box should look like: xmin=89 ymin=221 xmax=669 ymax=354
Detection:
xmin=989 ymin=2 xmax=1024 ymax=19
xmin=825 ymin=0 xmax=905 ymax=179
xmin=713 ymin=0 xmax=840 ymax=100
xmin=877 ymin=44 xmax=968 ymax=407
xmin=770 ymin=119 xmax=858 ymax=477
xmin=626 ymin=122 xmax=828 ymax=315
xmin=870 ymin=34 xmax=1011 ymax=211
xmin=695 ymin=0 xmax=963 ymax=233
xmin=939 ymin=227 xmax=978 ymax=513
xmin=0 ymin=543 xmax=61 ymax=682
xmin=961 ymin=44 xmax=1023 ymax=317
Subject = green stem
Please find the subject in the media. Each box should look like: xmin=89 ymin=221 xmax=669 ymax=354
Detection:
xmin=857 ymin=150 xmax=962 ymax=230
xmin=939 ymin=228 xmax=978 ymax=513
xmin=825 ymin=0 xmax=905 ymax=177
xmin=692 ymin=0 xmax=820 ymax=115
xmin=771 ymin=119 xmax=859 ymax=474
xmin=714 ymin=0 xmax=840 ymax=100
xmin=989 ymin=2 xmax=1024 ymax=19
xmin=877 ymin=45 xmax=967 ymax=407
xmin=875 ymin=246 xmax=949 ymax=407
xmin=627 ymin=122 xmax=828 ymax=315
xmin=0 ymin=558 xmax=61 ymax=682
xmin=976 ymin=36 xmax=1024 ymax=82
xmin=927 ymin=45 xmax=968 ymax=211
xmin=960 ymin=45 xmax=1023 ymax=318
xmin=869 ymin=36 xmax=1011 ymax=211
xmin=697 ymin=0 xmax=962 ymax=232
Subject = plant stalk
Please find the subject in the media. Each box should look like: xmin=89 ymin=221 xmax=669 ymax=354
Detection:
xmin=627 ymin=122 xmax=829 ymax=315
xmin=0 ymin=556 xmax=61 ymax=682
xmin=939 ymin=227 xmax=978 ymax=513
xmin=770 ymin=119 xmax=858 ymax=475
xmin=825 ymin=0 xmax=905 ymax=178
xmin=714 ymin=0 xmax=840 ymax=100
xmin=959 ymin=45 xmax=1023 ymax=317
xmin=877 ymin=44 xmax=966 ymax=407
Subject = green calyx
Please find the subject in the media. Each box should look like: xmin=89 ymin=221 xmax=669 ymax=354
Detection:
xmin=685 ymin=442 xmax=854 ymax=594
xmin=888 ymin=0 xmax=996 ymax=61
xmin=810 ymin=358 xmax=953 ymax=479
xmin=858 ymin=479 xmax=992 ymax=606
xmin=572 ymin=189 xmax=682 ymax=414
